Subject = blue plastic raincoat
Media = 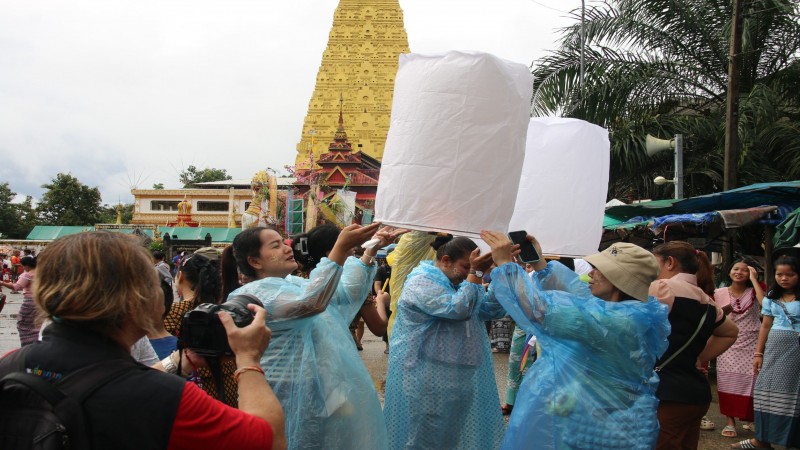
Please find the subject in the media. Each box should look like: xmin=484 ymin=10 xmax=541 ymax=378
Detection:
xmin=230 ymin=256 xmax=387 ymax=450
xmin=490 ymin=261 xmax=670 ymax=450
xmin=383 ymin=261 xmax=506 ymax=450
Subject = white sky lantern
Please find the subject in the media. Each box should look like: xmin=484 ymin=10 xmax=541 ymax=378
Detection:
xmin=375 ymin=51 xmax=532 ymax=237
xmin=508 ymin=117 xmax=610 ymax=257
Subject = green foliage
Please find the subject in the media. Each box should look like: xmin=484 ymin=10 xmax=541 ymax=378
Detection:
xmin=0 ymin=183 xmax=36 ymax=239
xmin=37 ymin=173 xmax=103 ymax=226
xmin=531 ymin=0 xmax=800 ymax=200
xmin=179 ymin=165 xmax=232 ymax=188
xmin=148 ymin=238 xmax=164 ymax=252
xmin=152 ymin=183 xmax=165 ymax=190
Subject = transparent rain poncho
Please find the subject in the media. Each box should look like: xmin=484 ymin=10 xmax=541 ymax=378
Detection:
xmin=384 ymin=261 xmax=507 ymax=450
xmin=489 ymin=261 xmax=670 ymax=450
xmin=229 ymin=256 xmax=387 ymax=450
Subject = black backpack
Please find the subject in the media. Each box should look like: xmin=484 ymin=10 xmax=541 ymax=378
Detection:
xmin=0 ymin=351 xmax=134 ymax=450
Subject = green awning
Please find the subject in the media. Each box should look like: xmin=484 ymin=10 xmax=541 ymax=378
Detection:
xmin=26 ymin=226 xmax=95 ymax=240
xmin=26 ymin=226 xmax=241 ymax=244
xmin=158 ymin=227 xmax=241 ymax=243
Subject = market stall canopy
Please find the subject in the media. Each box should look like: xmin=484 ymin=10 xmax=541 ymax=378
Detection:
xmin=601 ymin=181 xmax=800 ymax=252
xmin=774 ymin=207 xmax=800 ymax=249
xmin=605 ymin=181 xmax=800 ymax=225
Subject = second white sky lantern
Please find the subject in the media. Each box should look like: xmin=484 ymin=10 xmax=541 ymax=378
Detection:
xmin=374 ymin=51 xmax=533 ymax=237
xmin=508 ymin=117 xmax=610 ymax=257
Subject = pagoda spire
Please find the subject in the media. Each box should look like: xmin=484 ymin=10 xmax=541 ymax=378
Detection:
xmin=330 ymin=95 xmax=352 ymax=153
xmin=294 ymin=0 xmax=410 ymax=168
xmin=338 ymin=93 xmax=344 ymax=128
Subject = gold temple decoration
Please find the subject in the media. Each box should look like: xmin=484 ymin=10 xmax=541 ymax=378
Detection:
xmin=294 ymin=0 xmax=410 ymax=169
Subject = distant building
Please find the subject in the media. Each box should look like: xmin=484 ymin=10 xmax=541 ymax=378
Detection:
xmin=130 ymin=178 xmax=296 ymax=228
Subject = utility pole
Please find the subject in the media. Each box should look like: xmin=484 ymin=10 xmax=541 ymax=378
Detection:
xmin=724 ymin=0 xmax=743 ymax=191
xmin=580 ymin=0 xmax=585 ymax=98
xmin=723 ymin=0 xmax=744 ymax=271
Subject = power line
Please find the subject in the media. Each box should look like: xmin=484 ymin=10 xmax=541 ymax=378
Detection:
xmin=528 ymin=0 xmax=570 ymax=14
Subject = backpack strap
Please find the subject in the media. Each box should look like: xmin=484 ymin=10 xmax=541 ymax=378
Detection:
xmin=57 ymin=359 xmax=140 ymax=401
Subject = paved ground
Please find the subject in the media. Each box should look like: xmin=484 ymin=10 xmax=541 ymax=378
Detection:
xmin=0 ymin=292 xmax=786 ymax=449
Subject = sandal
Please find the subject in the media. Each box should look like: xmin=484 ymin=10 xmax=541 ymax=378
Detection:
xmin=700 ymin=416 xmax=716 ymax=430
xmin=742 ymin=423 xmax=756 ymax=433
xmin=731 ymin=438 xmax=772 ymax=449
xmin=722 ymin=425 xmax=737 ymax=438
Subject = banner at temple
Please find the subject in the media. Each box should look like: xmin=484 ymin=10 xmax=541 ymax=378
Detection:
xmin=374 ymin=52 xmax=532 ymax=237
xmin=508 ymin=117 xmax=610 ymax=257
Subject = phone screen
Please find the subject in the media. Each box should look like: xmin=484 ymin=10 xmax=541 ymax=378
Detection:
xmin=508 ymin=230 xmax=540 ymax=263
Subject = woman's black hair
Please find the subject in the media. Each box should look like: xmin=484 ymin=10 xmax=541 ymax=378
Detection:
xmin=19 ymin=255 xmax=36 ymax=268
xmin=179 ymin=253 xmax=221 ymax=305
xmin=431 ymin=235 xmax=477 ymax=262
xmin=160 ymin=279 xmax=175 ymax=319
xmin=293 ymin=224 xmax=341 ymax=273
xmin=229 ymin=227 xmax=268 ymax=279
xmin=767 ymin=255 xmax=800 ymax=299
xmin=220 ymin=245 xmax=240 ymax=299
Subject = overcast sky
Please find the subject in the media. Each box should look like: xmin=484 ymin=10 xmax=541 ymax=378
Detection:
xmin=0 ymin=0 xmax=584 ymax=204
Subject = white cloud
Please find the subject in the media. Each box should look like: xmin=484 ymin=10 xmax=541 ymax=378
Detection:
xmin=0 ymin=0 xmax=582 ymax=204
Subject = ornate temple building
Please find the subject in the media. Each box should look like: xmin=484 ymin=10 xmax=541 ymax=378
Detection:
xmin=294 ymin=102 xmax=381 ymax=224
xmin=294 ymin=0 xmax=410 ymax=169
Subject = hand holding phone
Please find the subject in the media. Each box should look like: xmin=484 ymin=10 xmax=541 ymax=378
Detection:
xmin=508 ymin=230 xmax=540 ymax=264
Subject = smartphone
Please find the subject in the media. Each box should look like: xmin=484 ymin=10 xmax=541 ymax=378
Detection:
xmin=508 ymin=230 xmax=540 ymax=263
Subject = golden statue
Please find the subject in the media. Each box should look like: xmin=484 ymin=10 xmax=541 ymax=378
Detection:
xmin=177 ymin=195 xmax=192 ymax=216
xmin=242 ymin=171 xmax=278 ymax=230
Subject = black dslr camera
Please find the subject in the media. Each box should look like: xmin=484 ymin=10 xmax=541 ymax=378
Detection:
xmin=179 ymin=294 xmax=262 ymax=357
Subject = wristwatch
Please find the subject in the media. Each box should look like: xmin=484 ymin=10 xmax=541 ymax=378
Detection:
xmin=469 ymin=269 xmax=484 ymax=278
xmin=161 ymin=352 xmax=178 ymax=374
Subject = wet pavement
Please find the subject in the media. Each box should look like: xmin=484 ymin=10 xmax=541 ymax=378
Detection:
xmin=0 ymin=292 xmax=786 ymax=450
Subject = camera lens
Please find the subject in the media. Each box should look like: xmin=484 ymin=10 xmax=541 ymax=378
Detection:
xmin=218 ymin=294 xmax=262 ymax=328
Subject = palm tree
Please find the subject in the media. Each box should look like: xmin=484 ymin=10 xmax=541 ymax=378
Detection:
xmin=532 ymin=0 xmax=800 ymax=201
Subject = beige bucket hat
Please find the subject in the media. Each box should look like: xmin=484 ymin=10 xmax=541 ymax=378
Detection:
xmin=584 ymin=243 xmax=659 ymax=301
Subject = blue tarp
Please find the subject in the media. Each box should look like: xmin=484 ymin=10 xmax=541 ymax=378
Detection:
xmin=604 ymin=181 xmax=800 ymax=230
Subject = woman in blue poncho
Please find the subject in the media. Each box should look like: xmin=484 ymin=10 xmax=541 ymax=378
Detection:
xmin=222 ymin=222 xmax=394 ymax=450
xmin=481 ymin=230 xmax=670 ymax=450
xmin=383 ymin=234 xmax=506 ymax=450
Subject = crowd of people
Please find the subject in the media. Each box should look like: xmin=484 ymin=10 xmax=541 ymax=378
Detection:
xmin=0 ymin=223 xmax=798 ymax=450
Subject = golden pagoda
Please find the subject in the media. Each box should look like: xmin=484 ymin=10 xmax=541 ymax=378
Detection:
xmin=294 ymin=0 xmax=410 ymax=169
